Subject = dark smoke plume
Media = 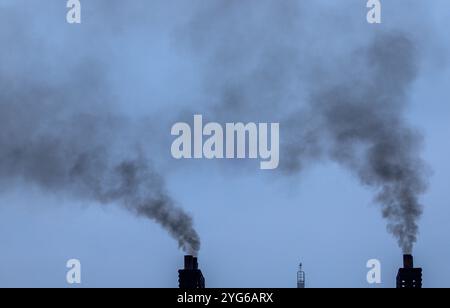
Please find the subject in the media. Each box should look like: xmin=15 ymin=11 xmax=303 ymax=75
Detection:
xmin=0 ymin=5 xmax=200 ymax=256
xmin=312 ymin=34 xmax=428 ymax=254
xmin=180 ymin=1 xmax=429 ymax=253
xmin=0 ymin=82 xmax=200 ymax=255
xmin=1 ymin=0 xmax=430 ymax=255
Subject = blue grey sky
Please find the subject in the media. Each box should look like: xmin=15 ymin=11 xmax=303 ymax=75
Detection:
xmin=0 ymin=0 xmax=449 ymax=288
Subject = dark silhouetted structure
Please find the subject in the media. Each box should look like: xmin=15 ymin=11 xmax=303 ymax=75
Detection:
xmin=396 ymin=254 xmax=422 ymax=288
xmin=297 ymin=263 xmax=305 ymax=288
xmin=178 ymin=255 xmax=205 ymax=289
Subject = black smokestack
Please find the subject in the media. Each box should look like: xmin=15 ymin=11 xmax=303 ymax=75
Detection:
xmin=178 ymin=1 xmax=430 ymax=254
xmin=403 ymin=254 xmax=414 ymax=269
xmin=179 ymin=255 xmax=205 ymax=288
xmin=397 ymin=255 xmax=422 ymax=288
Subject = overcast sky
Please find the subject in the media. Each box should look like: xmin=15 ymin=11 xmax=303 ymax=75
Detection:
xmin=0 ymin=0 xmax=449 ymax=287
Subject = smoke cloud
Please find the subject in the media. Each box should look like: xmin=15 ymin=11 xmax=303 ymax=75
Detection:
xmin=312 ymin=34 xmax=428 ymax=254
xmin=1 ymin=0 xmax=433 ymax=256
xmin=179 ymin=0 xmax=429 ymax=253
xmin=0 ymin=77 xmax=200 ymax=256
xmin=0 ymin=4 xmax=200 ymax=256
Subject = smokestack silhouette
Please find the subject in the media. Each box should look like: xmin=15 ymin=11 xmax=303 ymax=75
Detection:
xmin=179 ymin=1 xmax=429 ymax=254
xmin=397 ymin=254 xmax=422 ymax=288
xmin=178 ymin=255 xmax=205 ymax=288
